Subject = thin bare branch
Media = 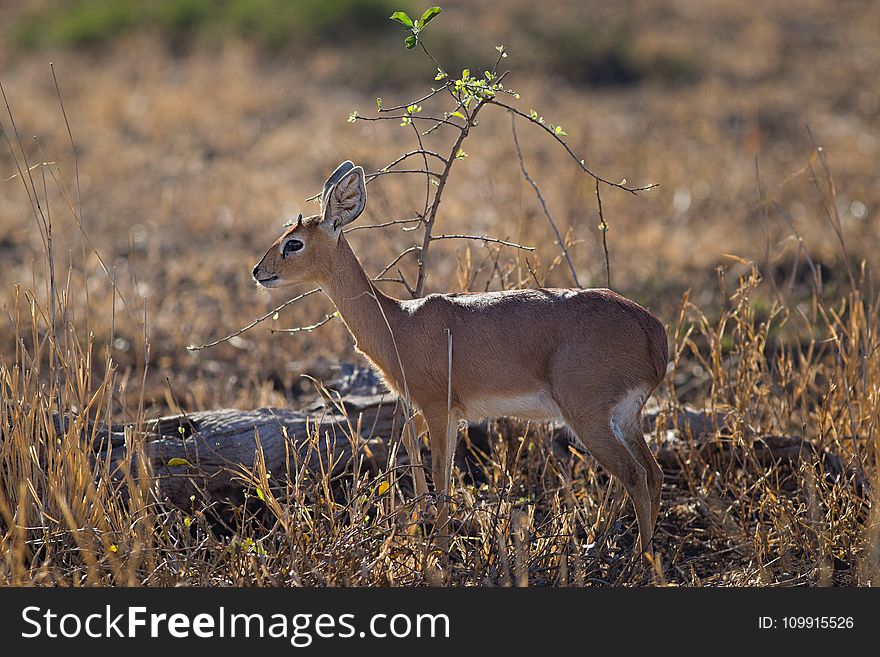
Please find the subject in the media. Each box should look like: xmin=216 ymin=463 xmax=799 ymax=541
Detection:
xmin=494 ymin=99 xmax=657 ymax=194
xmin=378 ymin=83 xmax=450 ymax=113
xmin=415 ymin=100 xmax=490 ymax=296
xmin=396 ymin=268 xmax=417 ymax=297
xmin=595 ymin=179 xmax=611 ymax=289
xmin=431 ymin=234 xmax=535 ymax=251
xmin=375 ymin=246 xmax=421 ymax=279
xmin=366 ymin=169 xmax=441 ymax=182
xmin=510 ymin=114 xmax=582 ymax=288
xmin=524 ymin=257 xmax=543 ymax=287
xmin=344 ymin=217 xmax=423 ymax=233
xmin=187 ymin=287 xmax=320 ymax=351
xmin=269 ymin=312 xmax=338 ymax=334
xmin=418 ymin=41 xmax=445 ymax=76
xmin=409 ymin=119 xmax=434 ymax=253
xmin=375 ymin=269 xmax=417 ymax=297
xmin=379 ymin=149 xmax=448 ymax=170
xmin=355 ymin=113 xmax=465 ymax=131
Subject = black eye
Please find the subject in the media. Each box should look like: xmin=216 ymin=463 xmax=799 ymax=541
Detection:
xmin=283 ymin=239 xmax=303 ymax=256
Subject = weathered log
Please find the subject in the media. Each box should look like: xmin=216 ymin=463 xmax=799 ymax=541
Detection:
xmin=91 ymin=392 xmax=403 ymax=509
xmin=41 ymin=364 xmax=859 ymax=512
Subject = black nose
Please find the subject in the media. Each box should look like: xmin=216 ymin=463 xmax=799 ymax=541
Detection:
xmin=252 ymin=265 xmax=259 ymax=278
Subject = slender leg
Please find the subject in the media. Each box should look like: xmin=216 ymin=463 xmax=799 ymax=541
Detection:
xmin=422 ymin=406 xmax=459 ymax=548
xmin=627 ymin=429 xmax=662 ymax=532
xmin=400 ymin=413 xmax=428 ymax=500
xmin=613 ymin=404 xmax=663 ymax=538
xmin=565 ymin=412 xmax=655 ymax=555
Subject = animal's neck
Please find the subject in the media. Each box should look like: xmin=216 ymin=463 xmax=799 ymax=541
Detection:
xmin=318 ymin=236 xmax=406 ymax=383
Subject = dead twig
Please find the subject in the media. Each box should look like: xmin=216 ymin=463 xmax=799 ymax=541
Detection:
xmin=510 ymin=113 xmax=582 ymax=288
xmin=494 ymin=99 xmax=657 ymax=194
xmin=375 ymin=246 xmax=421 ymax=279
xmin=431 ymin=234 xmax=535 ymax=251
xmin=595 ymin=179 xmax=611 ymax=289
xmin=187 ymin=287 xmax=321 ymax=351
xmin=270 ymin=312 xmax=338 ymax=334
xmin=415 ymin=100 xmax=489 ymax=296
xmin=345 ymin=217 xmax=423 ymax=233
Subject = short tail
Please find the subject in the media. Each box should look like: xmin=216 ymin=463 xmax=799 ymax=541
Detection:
xmin=644 ymin=313 xmax=669 ymax=385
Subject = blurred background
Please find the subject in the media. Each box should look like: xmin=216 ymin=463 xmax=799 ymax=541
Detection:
xmin=1 ymin=0 xmax=878 ymax=413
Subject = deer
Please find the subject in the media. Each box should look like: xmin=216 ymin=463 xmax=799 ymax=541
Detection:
xmin=252 ymin=161 xmax=669 ymax=553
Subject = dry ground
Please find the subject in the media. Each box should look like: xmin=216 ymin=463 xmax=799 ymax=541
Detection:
xmin=1 ymin=0 xmax=879 ymax=585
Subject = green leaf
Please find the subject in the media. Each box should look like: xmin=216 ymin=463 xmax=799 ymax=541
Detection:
xmin=167 ymin=458 xmax=193 ymax=468
xmin=404 ymin=34 xmax=418 ymax=49
xmin=435 ymin=68 xmax=448 ymax=81
xmin=256 ymin=487 xmax=265 ymax=501
xmin=242 ymin=537 xmax=267 ymax=555
xmin=390 ymin=11 xmax=413 ymax=27
xmin=450 ymin=110 xmax=466 ymax=119
xmin=417 ymin=6 xmax=442 ymax=28
xmin=376 ymin=97 xmax=382 ymax=110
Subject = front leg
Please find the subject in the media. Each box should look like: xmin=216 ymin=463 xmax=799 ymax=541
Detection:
xmin=399 ymin=413 xmax=428 ymax=501
xmin=421 ymin=405 xmax=460 ymax=549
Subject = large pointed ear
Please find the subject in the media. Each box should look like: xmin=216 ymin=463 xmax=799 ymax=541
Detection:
xmin=321 ymin=160 xmax=355 ymax=211
xmin=321 ymin=164 xmax=366 ymax=236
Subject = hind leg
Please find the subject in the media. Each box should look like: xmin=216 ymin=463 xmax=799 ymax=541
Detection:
xmin=613 ymin=399 xmax=663 ymax=534
xmin=564 ymin=410 xmax=655 ymax=554
xmin=627 ymin=430 xmax=662 ymax=531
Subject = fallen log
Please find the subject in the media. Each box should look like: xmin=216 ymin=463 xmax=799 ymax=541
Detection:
xmin=85 ymin=393 xmax=402 ymax=509
xmin=40 ymin=365 xmax=861 ymax=512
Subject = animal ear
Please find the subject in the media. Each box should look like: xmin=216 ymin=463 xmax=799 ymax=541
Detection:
xmin=321 ymin=164 xmax=366 ymax=236
xmin=321 ymin=161 xmax=356 ymax=212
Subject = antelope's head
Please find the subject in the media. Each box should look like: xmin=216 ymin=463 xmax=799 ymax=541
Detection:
xmin=252 ymin=161 xmax=367 ymax=288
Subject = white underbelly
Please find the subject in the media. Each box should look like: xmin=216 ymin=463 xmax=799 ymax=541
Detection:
xmin=463 ymin=391 xmax=564 ymax=422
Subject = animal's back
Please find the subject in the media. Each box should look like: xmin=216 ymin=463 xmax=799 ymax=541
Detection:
xmin=395 ymin=288 xmax=667 ymax=406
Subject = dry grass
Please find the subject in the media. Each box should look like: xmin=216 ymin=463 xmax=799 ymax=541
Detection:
xmin=1 ymin=0 xmax=879 ymax=585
